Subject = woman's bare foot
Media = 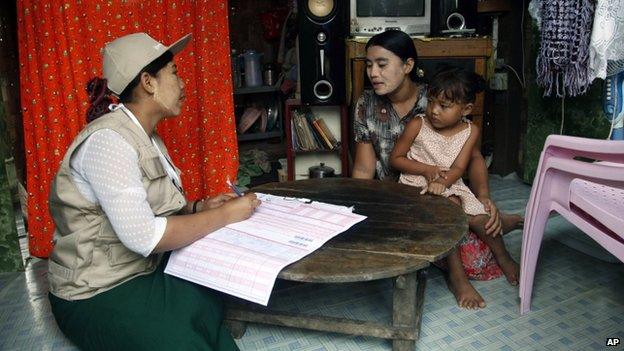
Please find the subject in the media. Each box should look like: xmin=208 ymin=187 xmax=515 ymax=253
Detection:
xmin=495 ymin=252 xmax=520 ymax=286
xmin=447 ymin=273 xmax=486 ymax=309
xmin=501 ymin=213 xmax=523 ymax=235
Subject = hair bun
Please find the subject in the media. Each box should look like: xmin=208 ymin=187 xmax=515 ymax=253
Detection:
xmin=86 ymin=77 xmax=113 ymax=122
xmin=86 ymin=77 xmax=109 ymax=103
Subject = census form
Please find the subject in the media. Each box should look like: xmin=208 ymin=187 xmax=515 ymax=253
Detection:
xmin=165 ymin=193 xmax=367 ymax=305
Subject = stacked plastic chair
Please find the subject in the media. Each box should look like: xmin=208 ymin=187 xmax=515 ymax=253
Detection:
xmin=519 ymin=135 xmax=624 ymax=315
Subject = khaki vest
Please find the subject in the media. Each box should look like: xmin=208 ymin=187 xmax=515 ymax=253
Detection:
xmin=48 ymin=109 xmax=186 ymax=300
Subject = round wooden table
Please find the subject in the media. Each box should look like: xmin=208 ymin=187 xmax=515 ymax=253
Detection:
xmin=225 ymin=178 xmax=467 ymax=351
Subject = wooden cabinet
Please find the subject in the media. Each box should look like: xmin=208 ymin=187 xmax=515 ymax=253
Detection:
xmin=284 ymin=100 xmax=349 ymax=180
xmin=346 ymin=37 xmax=492 ymax=141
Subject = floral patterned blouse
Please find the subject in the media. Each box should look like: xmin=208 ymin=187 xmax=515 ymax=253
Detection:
xmin=353 ymin=85 xmax=428 ymax=181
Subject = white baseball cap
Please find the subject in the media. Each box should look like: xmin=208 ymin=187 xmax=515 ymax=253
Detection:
xmin=102 ymin=32 xmax=192 ymax=96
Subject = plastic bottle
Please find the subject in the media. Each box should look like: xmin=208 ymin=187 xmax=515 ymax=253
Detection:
xmin=243 ymin=50 xmax=263 ymax=87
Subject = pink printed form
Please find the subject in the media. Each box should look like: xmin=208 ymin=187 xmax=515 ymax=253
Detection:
xmin=165 ymin=193 xmax=367 ymax=305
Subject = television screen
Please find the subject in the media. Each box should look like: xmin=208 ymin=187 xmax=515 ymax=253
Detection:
xmin=356 ymin=0 xmax=425 ymax=17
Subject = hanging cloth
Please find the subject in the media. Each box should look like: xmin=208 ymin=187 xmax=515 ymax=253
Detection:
xmin=588 ymin=0 xmax=624 ymax=140
xmin=536 ymin=0 xmax=595 ymax=97
xmin=588 ymin=0 xmax=624 ymax=80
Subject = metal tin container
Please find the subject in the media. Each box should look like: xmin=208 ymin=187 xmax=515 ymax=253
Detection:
xmin=308 ymin=163 xmax=335 ymax=178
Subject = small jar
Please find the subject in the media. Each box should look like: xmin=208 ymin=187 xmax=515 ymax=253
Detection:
xmin=263 ymin=63 xmax=276 ymax=86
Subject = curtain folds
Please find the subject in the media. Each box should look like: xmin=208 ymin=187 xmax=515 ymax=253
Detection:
xmin=17 ymin=0 xmax=238 ymax=258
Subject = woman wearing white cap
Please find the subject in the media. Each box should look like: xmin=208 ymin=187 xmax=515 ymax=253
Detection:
xmin=46 ymin=32 xmax=252 ymax=350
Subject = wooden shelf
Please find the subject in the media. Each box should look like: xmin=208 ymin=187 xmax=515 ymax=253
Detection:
xmin=347 ymin=36 xmax=492 ymax=59
xmin=293 ymin=148 xmax=341 ymax=155
xmin=477 ymin=0 xmax=511 ymax=13
xmin=285 ymin=100 xmax=349 ymax=181
xmin=234 ymin=85 xmax=283 ymax=142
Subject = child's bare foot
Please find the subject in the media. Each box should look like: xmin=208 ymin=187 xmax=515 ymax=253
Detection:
xmin=496 ymin=253 xmax=520 ymax=286
xmin=447 ymin=274 xmax=486 ymax=309
xmin=501 ymin=213 xmax=523 ymax=235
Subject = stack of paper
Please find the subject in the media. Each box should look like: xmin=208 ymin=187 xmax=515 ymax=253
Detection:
xmin=165 ymin=193 xmax=367 ymax=305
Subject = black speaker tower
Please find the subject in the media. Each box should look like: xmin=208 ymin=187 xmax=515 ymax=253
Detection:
xmin=298 ymin=0 xmax=347 ymax=105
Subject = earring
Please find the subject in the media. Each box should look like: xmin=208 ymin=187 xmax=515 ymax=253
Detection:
xmin=416 ymin=68 xmax=425 ymax=78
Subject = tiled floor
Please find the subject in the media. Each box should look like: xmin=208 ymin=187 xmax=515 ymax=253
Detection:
xmin=1 ymin=174 xmax=622 ymax=350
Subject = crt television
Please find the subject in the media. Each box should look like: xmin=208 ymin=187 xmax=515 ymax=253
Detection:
xmin=350 ymin=0 xmax=431 ymax=36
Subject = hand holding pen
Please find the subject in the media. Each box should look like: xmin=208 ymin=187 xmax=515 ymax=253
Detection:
xmin=226 ymin=177 xmax=245 ymax=197
xmin=222 ymin=177 xmax=261 ymax=223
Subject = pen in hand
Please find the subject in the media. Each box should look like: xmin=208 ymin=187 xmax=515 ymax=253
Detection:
xmin=226 ymin=177 xmax=244 ymax=197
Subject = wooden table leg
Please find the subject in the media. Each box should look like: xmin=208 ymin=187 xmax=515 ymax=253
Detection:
xmin=224 ymin=268 xmax=428 ymax=346
xmin=392 ymin=269 xmax=427 ymax=351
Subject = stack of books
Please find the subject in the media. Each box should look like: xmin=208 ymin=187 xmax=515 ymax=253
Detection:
xmin=291 ymin=109 xmax=339 ymax=151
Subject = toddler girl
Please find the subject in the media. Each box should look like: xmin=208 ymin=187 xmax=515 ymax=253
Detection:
xmin=390 ymin=67 xmax=521 ymax=309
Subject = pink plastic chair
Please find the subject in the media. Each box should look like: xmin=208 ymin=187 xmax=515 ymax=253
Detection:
xmin=519 ymin=135 xmax=624 ymax=315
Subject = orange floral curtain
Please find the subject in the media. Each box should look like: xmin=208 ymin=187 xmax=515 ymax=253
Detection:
xmin=17 ymin=0 xmax=238 ymax=258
